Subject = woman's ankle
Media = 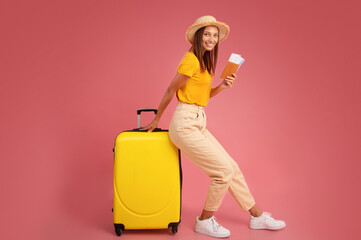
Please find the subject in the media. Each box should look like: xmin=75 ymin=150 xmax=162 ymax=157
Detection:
xmin=199 ymin=209 xmax=214 ymax=220
xmin=249 ymin=205 xmax=263 ymax=217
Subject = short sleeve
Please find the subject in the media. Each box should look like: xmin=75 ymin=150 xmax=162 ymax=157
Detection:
xmin=177 ymin=52 xmax=198 ymax=77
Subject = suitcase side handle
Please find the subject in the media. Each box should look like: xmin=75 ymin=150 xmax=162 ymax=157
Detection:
xmin=137 ymin=108 xmax=158 ymax=128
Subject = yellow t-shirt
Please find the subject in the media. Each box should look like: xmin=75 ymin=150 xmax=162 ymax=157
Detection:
xmin=176 ymin=52 xmax=213 ymax=107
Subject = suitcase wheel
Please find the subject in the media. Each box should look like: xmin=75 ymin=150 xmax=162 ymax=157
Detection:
xmin=169 ymin=222 xmax=179 ymax=234
xmin=114 ymin=224 xmax=124 ymax=236
xmin=115 ymin=228 xmax=122 ymax=236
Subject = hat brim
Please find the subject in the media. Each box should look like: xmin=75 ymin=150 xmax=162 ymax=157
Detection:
xmin=186 ymin=21 xmax=230 ymax=44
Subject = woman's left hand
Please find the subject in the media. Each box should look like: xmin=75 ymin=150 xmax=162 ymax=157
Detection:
xmin=221 ymin=73 xmax=236 ymax=89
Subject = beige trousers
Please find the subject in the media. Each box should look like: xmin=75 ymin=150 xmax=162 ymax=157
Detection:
xmin=169 ymin=102 xmax=256 ymax=211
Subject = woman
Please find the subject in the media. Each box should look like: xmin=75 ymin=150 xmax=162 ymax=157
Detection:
xmin=141 ymin=15 xmax=286 ymax=238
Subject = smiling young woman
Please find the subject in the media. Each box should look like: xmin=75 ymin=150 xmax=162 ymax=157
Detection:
xmin=141 ymin=15 xmax=286 ymax=238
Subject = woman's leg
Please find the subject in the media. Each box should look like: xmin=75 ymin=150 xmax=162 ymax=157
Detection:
xmin=203 ymin=129 xmax=257 ymax=212
xmin=172 ymin=131 xmax=235 ymax=212
xmin=169 ymin=108 xmax=235 ymax=212
xmin=203 ymin=129 xmax=286 ymax=230
xmin=169 ymin=106 xmax=232 ymax=237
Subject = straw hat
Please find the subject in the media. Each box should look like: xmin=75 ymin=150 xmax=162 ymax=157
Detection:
xmin=186 ymin=15 xmax=230 ymax=44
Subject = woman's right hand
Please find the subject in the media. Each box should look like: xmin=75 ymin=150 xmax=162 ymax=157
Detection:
xmin=140 ymin=118 xmax=159 ymax=132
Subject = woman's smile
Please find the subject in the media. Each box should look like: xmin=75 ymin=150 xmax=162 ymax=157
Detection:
xmin=205 ymin=42 xmax=215 ymax=47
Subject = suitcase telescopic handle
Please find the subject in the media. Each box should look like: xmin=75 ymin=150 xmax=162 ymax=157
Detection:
xmin=137 ymin=108 xmax=158 ymax=128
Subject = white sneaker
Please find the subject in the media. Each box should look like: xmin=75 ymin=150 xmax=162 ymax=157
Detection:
xmin=195 ymin=216 xmax=231 ymax=238
xmin=249 ymin=212 xmax=286 ymax=230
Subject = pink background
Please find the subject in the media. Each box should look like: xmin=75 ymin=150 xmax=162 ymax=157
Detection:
xmin=1 ymin=0 xmax=360 ymax=239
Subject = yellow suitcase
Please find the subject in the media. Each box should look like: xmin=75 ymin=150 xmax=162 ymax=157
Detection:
xmin=113 ymin=109 xmax=182 ymax=236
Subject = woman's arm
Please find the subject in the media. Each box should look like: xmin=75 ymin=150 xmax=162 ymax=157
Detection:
xmin=210 ymin=73 xmax=237 ymax=98
xmin=140 ymin=73 xmax=189 ymax=132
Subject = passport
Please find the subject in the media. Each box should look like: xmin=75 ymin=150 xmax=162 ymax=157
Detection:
xmin=220 ymin=53 xmax=245 ymax=79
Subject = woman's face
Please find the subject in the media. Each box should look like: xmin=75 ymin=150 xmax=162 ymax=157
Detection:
xmin=202 ymin=26 xmax=219 ymax=51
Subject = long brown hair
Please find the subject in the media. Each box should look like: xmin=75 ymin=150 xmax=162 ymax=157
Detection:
xmin=191 ymin=26 xmax=219 ymax=75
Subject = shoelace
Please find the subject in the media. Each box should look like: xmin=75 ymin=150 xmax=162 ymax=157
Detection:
xmin=210 ymin=217 xmax=222 ymax=232
xmin=264 ymin=212 xmax=272 ymax=217
xmin=264 ymin=212 xmax=276 ymax=223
